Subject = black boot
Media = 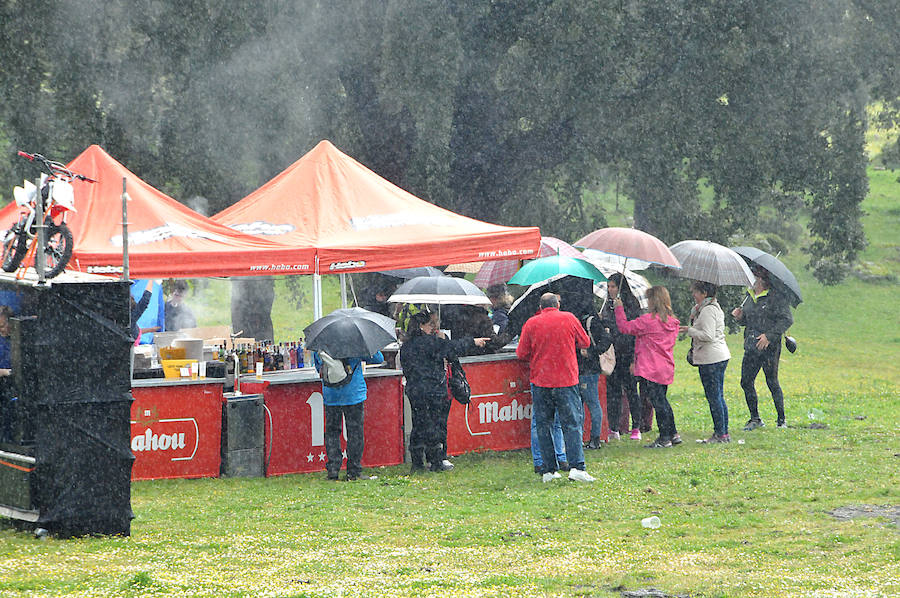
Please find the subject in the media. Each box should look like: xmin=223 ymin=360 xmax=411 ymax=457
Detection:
xmin=410 ymin=447 xmax=426 ymax=474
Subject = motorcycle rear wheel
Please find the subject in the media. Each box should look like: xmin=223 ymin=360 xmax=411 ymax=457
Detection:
xmin=1 ymin=226 xmax=28 ymax=273
xmin=43 ymin=221 xmax=73 ymax=279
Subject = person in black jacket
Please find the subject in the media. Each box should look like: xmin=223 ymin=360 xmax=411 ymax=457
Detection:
xmin=578 ymin=311 xmax=613 ymax=449
xmin=732 ymin=271 xmax=794 ymax=429
xmin=400 ymin=310 xmax=488 ymax=473
xmin=599 ymin=273 xmax=645 ymax=440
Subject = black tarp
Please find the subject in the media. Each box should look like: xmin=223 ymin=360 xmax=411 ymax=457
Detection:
xmin=1 ymin=275 xmax=133 ymax=536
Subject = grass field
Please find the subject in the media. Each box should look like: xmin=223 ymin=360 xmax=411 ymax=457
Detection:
xmin=0 ymin=170 xmax=898 ymax=597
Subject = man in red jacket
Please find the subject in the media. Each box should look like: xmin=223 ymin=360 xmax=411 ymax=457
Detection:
xmin=517 ymin=293 xmax=595 ymax=483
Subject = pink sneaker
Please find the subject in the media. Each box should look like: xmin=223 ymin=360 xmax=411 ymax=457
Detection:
xmin=629 ymin=428 xmax=642 ymax=440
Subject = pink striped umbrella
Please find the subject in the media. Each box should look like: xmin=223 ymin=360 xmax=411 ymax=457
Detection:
xmin=473 ymin=237 xmax=582 ymax=287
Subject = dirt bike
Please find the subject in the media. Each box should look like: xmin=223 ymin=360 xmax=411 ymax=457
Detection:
xmin=2 ymin=151 xmax=95 ymax=278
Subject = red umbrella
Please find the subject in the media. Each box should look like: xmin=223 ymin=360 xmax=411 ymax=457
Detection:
xmin=575 ymin=227 xmax=681 ymax=269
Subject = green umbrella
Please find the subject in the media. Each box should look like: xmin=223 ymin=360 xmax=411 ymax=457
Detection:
xmin=508 ymin=255 xmax=607 ymax=286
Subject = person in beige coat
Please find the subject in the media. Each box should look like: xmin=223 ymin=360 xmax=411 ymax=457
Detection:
xmin=680 ymin=281 xmax=731 ymax=442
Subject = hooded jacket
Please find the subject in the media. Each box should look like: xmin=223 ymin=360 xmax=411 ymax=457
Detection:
xmin=615 ymin=305 xmax=680 ymax=385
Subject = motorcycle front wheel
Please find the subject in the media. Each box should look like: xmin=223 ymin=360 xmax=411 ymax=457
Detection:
xmin=43 ymin=221 xmax=73 ymax=278
xmin=1 ymin=225 xmax=28 ymax=272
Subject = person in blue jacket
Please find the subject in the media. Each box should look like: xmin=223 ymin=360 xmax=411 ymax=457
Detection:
xmin=313 ymin=350 xmax=385 ymax=481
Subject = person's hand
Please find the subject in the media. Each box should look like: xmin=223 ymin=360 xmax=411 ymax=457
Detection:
xmin=679 ymin=325 xmax=689 ymax=333
xmin=613 ymin=297 xmax=623 ymax=308
xmin=474 ymin=337 xmax=490 ymax=347
xmin=731 ymin=307 xmax=742 ymax=319
xmin=580 ymin=348 xmax=588 ymax=357
xmin=756 ymin=333 xmax=770 ymax=350
xmin=0 ymin=368 xmax=10 ymax=377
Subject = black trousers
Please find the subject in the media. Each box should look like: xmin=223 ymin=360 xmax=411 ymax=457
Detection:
xmin=324 ymin=402 xmax=365 ymax=477
xmin=741 ymin=342 xmax=785 ymax=422
xmin=641 ymin=379 xmax=677 ymax=440
xmin=606 ymin=357 xmax=642 ymax=432
xmin=408 ymin=391 xmax=449 ymax=467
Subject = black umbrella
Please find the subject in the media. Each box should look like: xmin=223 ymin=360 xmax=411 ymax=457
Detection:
xmin=388 ymin=275 xmax=491 ymax=306
xmin=731 ymin=246 xmax=802 ymax=307
xmin=378 ymin=266 xmax=444 ymax=279
xmin=303 ymin=307 xmax=397 ymax=359
xmin=506 ymin=274 xmax=596 ymax=337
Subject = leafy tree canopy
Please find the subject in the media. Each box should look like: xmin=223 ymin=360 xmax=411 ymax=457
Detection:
xmin=1 ymin=0 xmax=896 ymax=283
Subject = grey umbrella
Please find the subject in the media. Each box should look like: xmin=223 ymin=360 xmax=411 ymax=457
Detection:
xmin=387 ymin=275 xmax=491 ymax=306
xmin=303 ymin=307 xmax=397 ymax=359
xmin=731 ymin=246 xmax=802 ymax=307
xmin=669 ymin=240 xmax=755 ymax=287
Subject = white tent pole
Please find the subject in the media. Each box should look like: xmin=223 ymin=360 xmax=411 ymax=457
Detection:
xmin=313 ymin=254 xmax=323 ymax=320
xmin=340 ymin=273 xmax=347 ymax=308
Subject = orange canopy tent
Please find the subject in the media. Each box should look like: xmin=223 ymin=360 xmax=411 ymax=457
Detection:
xmin=0 ymin=145 xmax=311 ymax=279
xmin=212 ymin=140 xmax=541 ymax=275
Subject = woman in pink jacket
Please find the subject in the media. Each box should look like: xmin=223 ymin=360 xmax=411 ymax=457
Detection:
xmin=615 ymin=286 xmax=681 ymax=448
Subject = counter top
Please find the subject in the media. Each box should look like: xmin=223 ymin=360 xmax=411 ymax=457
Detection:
xmin=131 ymin=377 xmax=225 ymax=388
xmin=238 ymin=366 xmax=403 ymax=386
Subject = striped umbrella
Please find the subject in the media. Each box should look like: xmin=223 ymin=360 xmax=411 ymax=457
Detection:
xmin=669 ymin=240 xmax=755 ymax=287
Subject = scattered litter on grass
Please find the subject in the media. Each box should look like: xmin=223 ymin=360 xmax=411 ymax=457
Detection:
xmin=808 ymin=408 xmax=825 ymax=420
xmin=854 ymin=415 xmax=867 ymax=420
xmin=827 ymin=505 xmax=900 ymax=529
xmin=809 ymin=422 xmax=829 ymax=429
xmin=737 ymin=439 xmax=745 ymax=444
xmin=643 ymin=487 xmax=657 ymax=494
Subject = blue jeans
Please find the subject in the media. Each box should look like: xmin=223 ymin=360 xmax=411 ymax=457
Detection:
xmin=531 ymin=410 xmax=565 ymax=468
xmin=531 ymin=384 xmax=585 ymax=472
xmin=698 ymin=359 xmax=729 ymax=436
xmin=578 ymin=373 xmax=602 ymax=439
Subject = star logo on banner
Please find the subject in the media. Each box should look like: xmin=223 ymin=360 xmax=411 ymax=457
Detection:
xmin=342 ymin=450 xmax=348 ymax=461
xmin=318 ymin=452 xmax=326 ymax=461
xmin=307 ymin=453 xmax=314 ymax=462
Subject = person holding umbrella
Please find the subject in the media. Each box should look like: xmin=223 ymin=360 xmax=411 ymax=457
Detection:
xmin=304 ymin=308 xmax=397 ymax=481
xmin=680 ymin=281 xmax=731 ymax=443
xmin=400 ymin=310 xmax=489 ymax=473
xmin=614 ymin=286 xmax=681 ymax=448
xmin=599 ymin=273 xmax=646 ymax=441
xmin=732 ymin=268 xmax=794 ymax=430
xmin=313 ymin=349 xmax=385 ymax=481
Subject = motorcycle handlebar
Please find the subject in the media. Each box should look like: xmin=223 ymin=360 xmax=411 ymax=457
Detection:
xmin=16 ymin=149 xmax=97 ymax=183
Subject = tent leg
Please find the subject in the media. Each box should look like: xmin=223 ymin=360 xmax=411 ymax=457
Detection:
xmin=340 ymin=273 xmax=347 ymax=309
xmin=313 ymin=274 xmax=323 ymax=320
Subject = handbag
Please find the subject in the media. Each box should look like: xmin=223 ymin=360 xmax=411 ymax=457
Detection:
xmin=447 ymin=358 xmax=471 ymax=404
xmin=599 ymin=344 xmax=616 ymax=376
xmin=686 ymin=347 xmax=697 ymax=366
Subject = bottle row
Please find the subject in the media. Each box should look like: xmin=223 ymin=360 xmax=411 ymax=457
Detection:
xmin=215 ymin=341 xmax=312 ymax=374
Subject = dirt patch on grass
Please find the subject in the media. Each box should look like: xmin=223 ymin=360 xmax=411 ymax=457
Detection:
xmin=620 ymin=589 xmax=689 ymax=598
xmin=827 ymin=504 xmax=900 ymax=528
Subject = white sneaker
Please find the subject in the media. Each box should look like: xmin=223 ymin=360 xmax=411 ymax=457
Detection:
xmin=568 ymin=469 xmax=595 ymax=483
xmin=441 ymin=459 xmax=455 ymax=470
xmin=541 ymin=471 xmax=562 ymax=483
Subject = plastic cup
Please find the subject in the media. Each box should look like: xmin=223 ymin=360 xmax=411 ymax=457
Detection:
xmin=199 ymin=361 xmax=207 ymax=378
xmin=641 ymin=515 xmax=661 ymax=529
xmin=255 ymin=362 xmax=263 ymax=379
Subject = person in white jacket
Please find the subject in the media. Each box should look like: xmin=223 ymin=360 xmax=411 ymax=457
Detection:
xmin=680 ymin=281 xmax=731 ymax=443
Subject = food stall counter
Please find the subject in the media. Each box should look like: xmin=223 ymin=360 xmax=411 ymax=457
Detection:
xmin=239 ymin=366 xmax=404 ymax=476
xmin=130 ymin=377 xmax=225 ymax=480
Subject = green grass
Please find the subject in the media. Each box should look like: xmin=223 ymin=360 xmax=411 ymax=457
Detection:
xmin=0 ymin=171 xmax=898 ymax=597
